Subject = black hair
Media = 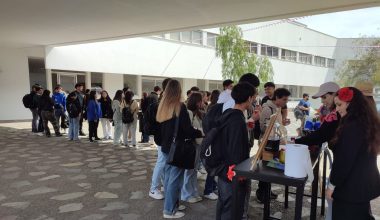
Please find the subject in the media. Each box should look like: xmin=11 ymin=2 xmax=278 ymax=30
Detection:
xmin=273 ymin=88 xmax=291 ymax=100
xmin=42 ymin=89 xmax=51 ymax=97
xmin=222 ymin=79 xmax=234 ymax=88
xmin=186 ymin=90 xmax=192 ymax=96
xmin=187 ymin=92 xmax=203 ymax=112
xmin=264 ymin=82 xmax=275 ymax=88
xmin=239 ymin=73 xmax=260 ymax=88
xmin=85 ymin=89 xmax=91 ymax=94
xmin=75 ymin=83 xmax=83 ymax=88
xmin=206 ymin=91 xmax=211 ymax=97
xmin=35 ymin=86 xmax=42 ymax=92
xmin=123 ymin=87 xmax=129 ymax=94
xmin=231 ymin=82 xmax=256 ymax=104
xmin=54 ymin=86 xmax=61 ymax=91
xmin=210 ymin=90 xmax=221 ymax=105
xmin=113 ymin=90 xmax=123 ymax=102
xmin=162 ymin=78 xmax=172 ymax=91
xmin=125 ymin=91 xmax=134 ymax=104
xmin=190 ymin=86 xmax=200 ymax=92
xmin=303 ymin=93 xmax=309 ymax=98
xmin=89 ymin=91 xmax=97 ymax=100
xmin=68 ymin=91 xmax=77 ymax=99
xmin=154 ymin=86 xmax=161 ymax=92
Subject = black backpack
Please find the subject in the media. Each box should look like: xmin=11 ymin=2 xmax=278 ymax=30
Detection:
xmin=67 ymin=102 xmax=79 ymax=118
xmin=122 ymin=101 xmax=135 ymax=124
xmin=202 ymin=103 xmax=224 ymax=134
xmin=22 ymin=93 xmax=35 ymax=109
xmin=144 ymin=102 xmax=159 ymax=135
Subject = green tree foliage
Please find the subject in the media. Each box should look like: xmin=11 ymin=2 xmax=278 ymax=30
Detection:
xmin=216 ymin=25 xmax=274 ymax=86
xmin=336 ymin=39 xmax=380 ymax=86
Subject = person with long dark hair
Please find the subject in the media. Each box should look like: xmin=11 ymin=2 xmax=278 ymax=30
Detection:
xmin=99 ymin=90 xmax=113 ymax=140
xmin=326 ymin=87 xmax=380 ymax=219
xmin=157 ymin=80 xmax=202 ymax=218
xmin=39 ymin=89 xmax=62 ymax=137
xmin=207 ymin=90 xmax=220 ymax=112
xmin=112 ymin=90 xmax=124 ymax=145
xmin=122 ymin=91 xmax=139 ymax=147
xmin=86 ymin=91 xmax=102 ymax=142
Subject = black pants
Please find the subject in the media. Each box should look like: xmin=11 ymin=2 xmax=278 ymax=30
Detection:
xmin=216 ymin=178 xmax=248 ymax=220
xmin=333 ymin=199 xmax=374 ymax=220
xmin=79 ymin=113 xmax=84 ymax=132
xmin=41 ymin=110 xmax=60 ymax=136
xmin=88 ymin=120 xmax=99 ymax=140
xmin=37 ymin=110 xmax=44 ymax=132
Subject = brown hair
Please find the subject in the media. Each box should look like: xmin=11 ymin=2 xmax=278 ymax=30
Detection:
xmin=187 ymin=92 xmax=203 ymax=119
xmin=332 ymin=87 xmax=380 ymax=155
xmin=156 ymin=80 xmax=182 ymax=123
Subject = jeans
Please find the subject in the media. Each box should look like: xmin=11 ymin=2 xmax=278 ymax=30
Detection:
xmin=181 ymin=168 xmax=199 ymax=201
xmin=30 ymin=108 xmax=39 ymax=132
xmin=150 ymin=146 xmax=166 ymax=192
xmin=123 ymin=120 xmax=137 ymax=146
xmin=216 ymin=178 xmax=248 ymax=220
xmin=55 ymin=109 xmax=67 ymax=129
xmin=88 ymin=120 xmax=99 ymax=140
xmin=37 ymin=110 xmax=44 ymax=132
xmin=41 ymin=110 xmax=60 ymax=135
xmin=163 ymin=152 xmax=185 ymax=215
xmin=113 ymin=120 xmax=123 ymax=145
xmin=141 ymin=132 xmax=150 ymax=142
xmin=204 ymin=175 xmax=217 ymax=195
xmin=100 ymin=118 xmax=112 ymax=138
xmin=68 ymin=117 xmax=79 ymax=140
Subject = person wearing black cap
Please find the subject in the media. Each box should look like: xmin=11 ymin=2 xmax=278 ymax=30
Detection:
xmin=74 ymin=83 xmax=86 ymax=136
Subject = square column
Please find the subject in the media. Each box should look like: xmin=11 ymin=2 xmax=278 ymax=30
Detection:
xmin=85 ymin=72 xmax=91 ymax=90
xmin=46 ymin=69 xmax=52 ymax=91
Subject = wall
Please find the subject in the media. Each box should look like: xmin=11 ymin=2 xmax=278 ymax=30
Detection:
xmin=0 ymin=47 xmax=45 ymax=120
xmin=103 ymin=73 xmax=124 ymax=100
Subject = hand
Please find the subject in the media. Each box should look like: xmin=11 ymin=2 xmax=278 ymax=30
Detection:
xmin=326 ymin=188 xmax=334 ymax=201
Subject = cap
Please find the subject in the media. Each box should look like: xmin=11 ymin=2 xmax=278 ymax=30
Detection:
xmin=312 ymin=82 xmax=340 ymax=99
xmin=355 ymin=81 xmax=374 ymax=97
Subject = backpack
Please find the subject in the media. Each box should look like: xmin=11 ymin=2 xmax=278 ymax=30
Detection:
xmin=67 ymin=102 xmax=79 ymax=118
xmin=144 ymin=102 xmax=159 ymax=135
xmin=253 ymin=106 xmax=274 ymax=139
xmin=122 ymin=101 xmax=135 ymax=124
xmin=22 ymin=93 xmax=35 ymax=109
xmin=202 ymin=103 xmax=224 ymax=134
xmin=294 ymin=106 xmax=304 ymax=120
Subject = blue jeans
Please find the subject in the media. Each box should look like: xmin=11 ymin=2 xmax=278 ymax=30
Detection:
xmin=150 ymin=146 xmax=166 ymax=192
xmin=30 ymin=108 xmax=39 ymax=132
xmin=204 ymin=175 xmax=217 ymax=195
xmin=163 ymin=152 xmax=185 ymax=215
xmin=181 ymin=169 xmax=199 ymax=201
xmin=68 ymin=117 xmax=79 ymax=140
xmin=113 ymin=120 xmax=123 ymax=145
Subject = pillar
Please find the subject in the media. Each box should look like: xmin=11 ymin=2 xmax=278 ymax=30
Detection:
xmin=103 ymin=73 xmax=124 ymax=98
xmin=46 ymin=69 xmax=52 ymax=91
xmin=136 ymin=75 xmax=142 ymax=98
xmin=85 ymin=71 xmax=91 ymax=90
xmin=204 ymin=79 xmax=210 ymax=91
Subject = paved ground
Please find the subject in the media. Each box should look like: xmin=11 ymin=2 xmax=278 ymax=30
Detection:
xmin=0 ymin=120 xmax=379 ymax=220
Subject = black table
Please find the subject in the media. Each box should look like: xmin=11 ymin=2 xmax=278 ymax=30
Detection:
xmin=232 ymin=157 xmax=307 ymax=220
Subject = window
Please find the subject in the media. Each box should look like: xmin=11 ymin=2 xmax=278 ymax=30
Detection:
xmin=281 ymin=49 xmax=297 ymax=61
xmin=181 ymin=31 xmax=191 ymax=43
xmin=192 ymin=31 xmax=203 ymax=44
xmin=169 ymin=32 xmax=180 ymax=41
xmin=261 ymin=44 xmax=279 ymax=57
xmin=249 ymin=42 xmax=258 ymax=54
xmin=327 ymin=59 xmax=335 ymax=68
xmin=207 ymin=33 xmax=217 ymax=47
xmin=299 ymin=53 xmax=312 ymax=64
xmin=314 ymin=56 xmax=326 ymax=67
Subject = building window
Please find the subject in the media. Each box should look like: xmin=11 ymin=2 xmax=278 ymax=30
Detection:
xmin=181 ymin=31 xmax=191 ymax=43
xmin=192 ymin=31 xmax=203 ymax=44
xmin=209 ymin=81 xmax=223 ymax=91
xmin=299 ymin=53 xmax=312 ymax=64
xmin=327 ymin=59 xmax=335 ymax=68
xmin=169 ymin=32 xmax=181 ymax=41
xmin=261 ymin=44 xmax=279 ymax=57
xmin=314 ymin=56 xmax=326 ymax=67
xmin=249 ymin=42 xmax=258 ymax=54
xmin=207 ymin=33 xmax=217 ymax=47
xmin=281 ymin=49 xmax=297 ymax=61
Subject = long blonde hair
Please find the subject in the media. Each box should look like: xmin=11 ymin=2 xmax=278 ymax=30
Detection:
xmin=156 ymin=80 xmax=182 ymax=123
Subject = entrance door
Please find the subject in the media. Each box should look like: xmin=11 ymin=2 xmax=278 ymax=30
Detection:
xmin=59 ymin=74 xmax=76 ymax=94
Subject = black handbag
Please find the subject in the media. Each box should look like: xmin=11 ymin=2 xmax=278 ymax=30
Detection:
xmin=167 ymin=116 xmax=197 ymax=169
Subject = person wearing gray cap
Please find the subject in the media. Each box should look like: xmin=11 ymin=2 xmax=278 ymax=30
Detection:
xmin=295 ymin=81 xmax=340 ymax=220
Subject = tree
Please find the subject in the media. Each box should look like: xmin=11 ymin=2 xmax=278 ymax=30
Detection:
xmin=216 ymin=25 xmax=274 ymax=85
xmin=336 ymin=38 xmax=380 ymax=86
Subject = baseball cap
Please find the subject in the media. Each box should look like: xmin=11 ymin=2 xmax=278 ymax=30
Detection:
xmin=312 ymin=82 xmax=340 ymax=99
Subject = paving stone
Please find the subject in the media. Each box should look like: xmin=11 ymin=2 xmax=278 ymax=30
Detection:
xmin=62 ymin=168 xmax=82 ymax=173
xmin=35 ymin=166 xmax=51 ymax=170
xmin=58 ymin=203 xmax=83 ymax=213
xmin=0 ymin=215 xmax=18 ymax=220
xmin=104 ymin=163 xmax=119 ymax=168
xmin=69 ymin=175 xmax=87 ymax=181
xmin=129 ymin=176 xmax=147 ymax=181
xmin=122 ymin=160 xmax=136 ymax=165
xmin=60 ymin=162 xmax=84 ymax=167
xmin=130 ymin=191 xmax=144 ymax=200
xmin=21 ymin=187 xmax=58 ymax=196
xmin=3 ymin=167 xmax=22 ymax=172
xmin=111 ymin=169 xmax=128 ymax=173
xmin=38 ymin=175 xmax=60 ymax=181
xmin=1 ymin=201 xmax=31 ymax=209
xmin=88 ymin=162 xmax=103 ymax=168
xmin=32 ymin=215 xmax=55 ymax=220
xmin=29 ymin=171 xmax=46 ymax=176
xmin=79 ymin=214 xmax=108 ymax=220
xmin=77 ymin=183 xmax=92 ymax=189
xmin=107 ymin=183 xmax=123 ymax=189
xmin=100 ymin=201 xmax=129 ymax=211
xmin=1 ymin=172 xmax=20 ymax=179
xmin=132 ymin=170 xmax=147 ymax=176
xmin=0 ymin=194 xmax=6 ymax=202
xmin=120 ymin=213 xmax=140 ymax=220
xmin=91 ymin=168 xmax=107 ymax=173
xmin=94 ymin=192 xmax=119 ymax=199
xmin=10 ymin=180 xmax=32 ymax=188
xmin=99 ymin=173 xmax=120 ymax=179
xmin=133 ymin=162 xmax=145 ymax=166
xmin=105 ymin=159 xmax=118 ymax=163
xmin=51 ymin=192 xmax=86 ymax=201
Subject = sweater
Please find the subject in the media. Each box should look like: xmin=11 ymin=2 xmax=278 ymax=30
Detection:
xmin=86 ymin=100 xmax=102 ymax=121
xmin=99 ymin=97 xmax=113 ymax=119
xmin=112 ymin=100 xmax=123 ymax=122
xmin=39 ymin=95 xmax=55 ymax=112
xmin=52 ymin=92 xmax=67 ymax=111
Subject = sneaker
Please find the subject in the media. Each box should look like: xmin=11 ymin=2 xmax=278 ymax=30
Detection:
xmin=149 ymin=190 xmax=164 ymax=200
xmin=204 ymin=192 xmax=218 ymax=200
xmin=55 ymin=133 xmax=63 ymax=137
xmin=79 ymin=131 xmax=86 ymax=136
xmin=186 ymin=196 xmax=202 ymax=203
xmin=178 ymin=205 xmax=186 ymax=211
xmin=163 ymin=211 xmax=185 ymax=219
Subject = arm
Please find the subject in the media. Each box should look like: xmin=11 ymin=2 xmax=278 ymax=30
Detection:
xmin=179 ymin=105 xmax=202 ymax=139
xmin=259 ymin=106 xmax=271 ymax=132
xmin=63 ymin=94 xmax=67 ymax=112
xmin=295 ymin=119 xmax=338 ymax=145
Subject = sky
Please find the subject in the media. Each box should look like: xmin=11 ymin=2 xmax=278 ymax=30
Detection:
xmin=297 ymin=7 xmax=380 ymax=38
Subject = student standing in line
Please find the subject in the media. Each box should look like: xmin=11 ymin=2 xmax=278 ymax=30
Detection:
xmin=99 ymin=90 xmax=113 ymax=140
xmin=74 ymin=83 xmax=86 ymax=136
xmin=87 ymin=91 xmax=102 ymax=142
xmin=112 ymin=90 xmax=124 ymax=146
xmin=52 ymin=85 xmax=67 ymax=133
xmin=39 ymin=90 xmax=62 ymax=137
xmin=327 ymin=87 xmax=380 ymax=220
xmin=122 ymin=91 xmax=139 ymax=147
xmin=66 ymin=92 xmax=81 ymax=141
xmin=206 ymin=90 xmax=220 ymax=112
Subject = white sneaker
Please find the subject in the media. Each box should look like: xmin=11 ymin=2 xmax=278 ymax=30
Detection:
xmin=204 ymin=192 xmax=218 ymax=200
xmin=149 ymin=190 xmax=164 ymax=200
xmin=163 ymin=211 xmax=185 ymax=219
xmin=186 ymin=196 xmax=202 ymax=203
xmin=178 ymin=205 xmax=186 ymax=211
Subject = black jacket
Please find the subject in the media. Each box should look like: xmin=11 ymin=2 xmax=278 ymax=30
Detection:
xmin=66 ymin=97 xmax=82 ymax=118
xmin=330 ymin=120 xmax=380 ymax=203
xmin=99 ymin=97 xmax=113 ymax=119
xmin=159 ymin=104 xmax=202 ymax=154
xmin=38 ymin=95 xmax=55 ymax=112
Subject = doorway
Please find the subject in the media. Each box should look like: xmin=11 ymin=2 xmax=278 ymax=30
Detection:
xmin=52 ymin=72 xmax=86 ymax=94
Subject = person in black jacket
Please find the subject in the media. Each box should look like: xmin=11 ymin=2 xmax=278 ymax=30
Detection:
xmin=327 ymin=87 xmax=380 ymax=220
xmin=216 ymin=82 xmax=257 ymax=220
xmin=39 ymin=90 xmax=62 ymax=137
xmin=156 ymin=79 xmax=202 ymax=219
xmin=66 ymin=92 xmax=82 ymax=141
xmin=99 ymin=90 xmax=113 ymax=140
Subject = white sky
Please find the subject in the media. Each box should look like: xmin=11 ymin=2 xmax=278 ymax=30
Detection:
xmin=297 ymin=7 xmax=380 ymax=38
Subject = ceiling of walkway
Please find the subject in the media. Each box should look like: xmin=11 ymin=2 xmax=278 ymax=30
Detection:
xmin=1 ymin=0 xmax=379 ymax=48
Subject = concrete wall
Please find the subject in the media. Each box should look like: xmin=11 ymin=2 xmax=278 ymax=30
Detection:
xmin=103 ymin=73 xmax=124 ymax=101
xmin=0 ymin=47 xmax=45 ymax=120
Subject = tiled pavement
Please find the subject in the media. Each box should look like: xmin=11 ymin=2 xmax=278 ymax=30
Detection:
xmin=0 ymin=121 xmax=379 ymax=220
